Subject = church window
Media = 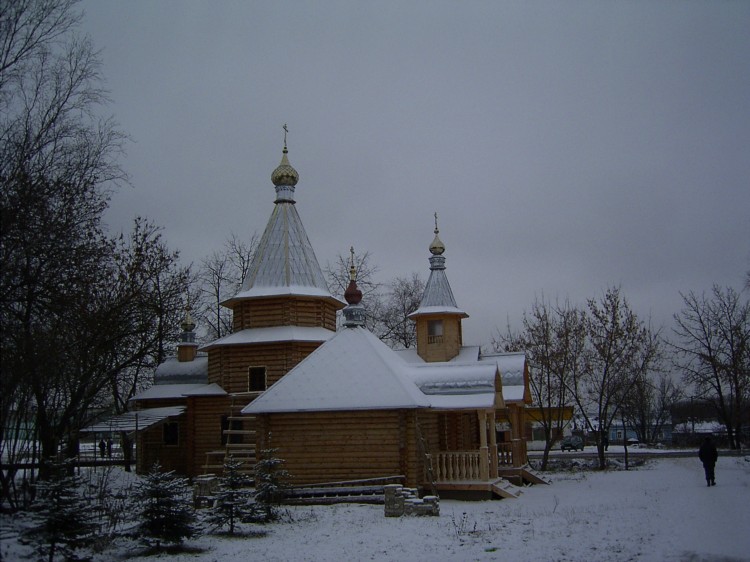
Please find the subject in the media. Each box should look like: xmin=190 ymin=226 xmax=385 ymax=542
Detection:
xmin=427 ymin=320 xmax=443 ymax=344
xmin=248 ymin=366 xmax=267 ymax=392
xmin=163 ymin=421 xmax=179 ymax=446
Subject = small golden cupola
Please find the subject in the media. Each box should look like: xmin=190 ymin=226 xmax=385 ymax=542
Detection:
xmin=177 ymin=305 xmax=198 ymax=362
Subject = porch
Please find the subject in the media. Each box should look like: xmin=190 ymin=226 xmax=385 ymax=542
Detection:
xmin=426 ymin=408 xmax=544 ymax=498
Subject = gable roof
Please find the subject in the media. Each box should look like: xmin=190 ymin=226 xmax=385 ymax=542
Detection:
xmin=480 ymin=351 xmax=530 ymax=403
xmin=243 ymin=326 xmax=429 ymax=413
xmin=397 ymin=346 xmax=529 ymax=404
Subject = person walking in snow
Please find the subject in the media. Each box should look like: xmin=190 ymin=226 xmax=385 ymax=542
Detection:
xmin=698 ymin=436 xmax=718 ymax=486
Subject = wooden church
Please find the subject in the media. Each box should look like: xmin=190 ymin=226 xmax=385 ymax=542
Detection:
xmin=128 ymin=136 xmax=539 ymax=498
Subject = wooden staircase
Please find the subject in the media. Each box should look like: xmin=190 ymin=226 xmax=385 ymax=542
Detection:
xmin=490 ymin=478 xmax=524 ymax=499
xmin=202 ymin=393 xmax=258 ymax=476
xmin=520 ymin=465 xmax=551 ymax=485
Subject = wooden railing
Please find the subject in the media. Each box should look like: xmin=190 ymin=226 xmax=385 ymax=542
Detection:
xmin=498 ymin=439 xmax=527 ymax=467
xmin=433 ymin=440 xmax=529 ymax=483
xmin=498 ymin=442 xmax=513 ymax=466
xmin=435 ymin=451 xmax=482 ymax=481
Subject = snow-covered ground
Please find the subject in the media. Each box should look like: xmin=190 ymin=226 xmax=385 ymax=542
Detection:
xmin=2 ymin=455 xmax=748 ymax=561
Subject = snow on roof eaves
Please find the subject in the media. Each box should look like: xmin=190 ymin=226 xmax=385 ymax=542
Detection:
xmin=154 ymin=355 xmax=208 ymax=382
xmin=132 ymin=384 xmax=207 ymax=401
xmin=200 ymin=325 xmax=335 ymax=351
xmin=406 ymin=363 xmax=498 ymax=395
xmin=225 ymin=285 xmax=343 ymax=304
xmin=131 ymin=383 xmax=224 ymax=401
xmin=428 ymin=393 xmax=496 ymax=410
xmin=408 ymin=305 xmax=468 ymax=318
xmin=182 ymin=383 xmax=227 ymax=396
xmin=82 ymin=406 xmax=185 ymax=433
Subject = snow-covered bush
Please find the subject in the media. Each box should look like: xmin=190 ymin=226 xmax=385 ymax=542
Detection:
xmin=27 ymin=462 xmax=97 ymax=562
xmin=205 ymin=456 xmax=254 ymax=534
xmin=248 ymin=448 xmax=290 ymax=523
xmin=132 ymin=463 xmax=196 ymax=548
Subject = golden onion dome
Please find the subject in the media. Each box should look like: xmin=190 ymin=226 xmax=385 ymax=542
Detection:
xmin=429 ymin=212 xmax=445 ymax=255
xmin=271 ymin=147 xmax=299 ymax=187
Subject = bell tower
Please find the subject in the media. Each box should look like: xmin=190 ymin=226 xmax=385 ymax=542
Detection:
xmin=410 ymin=214 xmax=468 ymax=362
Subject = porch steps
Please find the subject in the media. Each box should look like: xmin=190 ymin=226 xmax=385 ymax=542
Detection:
xmin=520 ymin=465 xmax=551 ymax=485
xmin=490 ymin=478 xmax=524 ymax=499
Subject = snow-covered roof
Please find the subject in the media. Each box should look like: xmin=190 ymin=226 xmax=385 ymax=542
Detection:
xmin=428 ymin=393 xmax=497 ymax=410
xmin=408 ymin=304 xmax=468 ymax=318
xmin=397 ymin=348 xmax=528 ymax=404
xmin=154 ymin=354 xmax=208 ymax=385
xmin=229 ymin=286 xmax=344 ymax=303
xmin=131 ymin=383 xmax=216 ymax=401
xmin=200 ymin=325 xmax=336 ymax=351
xmin=182 ymin=383 xmax=227 ymax=396
xmin=243 ymin=326 xmax=430 ymax=414
xmin=243 ymin=327 xmax=506 ymax=415
xmin=502 ymin=386 xmax=526 ymax=402
xmin=82 ymin=406 xmax=185 ymax=433
xmin=406 ymin=363 xmax=498 ymax=395
xmin=223 ymin=157 xmax=339 ymax=305
xmin=481 ymin=352 xmax=527 ymax=387
xmin=410 ymin=252 xmax=468 ymax=319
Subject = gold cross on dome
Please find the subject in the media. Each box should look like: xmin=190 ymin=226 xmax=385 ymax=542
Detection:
xmin=283 ymin=123 xmax=289 ymax=148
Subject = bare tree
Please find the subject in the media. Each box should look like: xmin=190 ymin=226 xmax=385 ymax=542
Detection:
xmin=196 ymin=232 xmax=257 ymax=340
xmin=671 ymin=286 xmax=749 ymax=449
xmin=494 ymin=297 xmax=586 ymax=469
xmin=324 ymin=248 xmax=383 ymax=331
xmin=0 ymin=0 xmax=82 ymax=95
xmin=568 ymin=287 xmax=662 ymax=469
xmin=620 ymin=372 xmax=681 ymax=445
xmin=0 ymin=0 xmax=126 ymax=488
xmin=324 ymin=249 xmax=381 ymax=303
xmin=373 ymin=273 xmax=424 ymax=349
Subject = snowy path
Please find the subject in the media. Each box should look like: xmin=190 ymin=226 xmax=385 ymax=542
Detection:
xmin=113 ymin=456 xmax=749 ymax=562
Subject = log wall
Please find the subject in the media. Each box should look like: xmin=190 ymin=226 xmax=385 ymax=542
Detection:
xmin=256 ymin=410 xmax=425 ymax=487
xmin=185 ymin=395 xmax=232 ymax=477
xmin=231 ymin=297 xmax=339 ymax=332
xmin=136 ymin=415 xmax=188 ymax=475
xmin=207 ymin=341 xmax=322 ymax=393
xmin=415 ymin=314 xmax=463 ymax=362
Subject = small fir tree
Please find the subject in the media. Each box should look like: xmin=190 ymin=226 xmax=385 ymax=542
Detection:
xmin=252 ymin=449 xmax=290 ymax=522
xmin=133 ymin=463 xmax=196 ymax=548
xmin=205 ymin=456 xmax=253 ymax=534
xmin=29 ymin=462 xmax=97 ymax=562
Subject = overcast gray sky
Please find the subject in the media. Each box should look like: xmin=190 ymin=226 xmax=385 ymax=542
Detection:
xmin=80 ymin=1 xmax=750 ymax=348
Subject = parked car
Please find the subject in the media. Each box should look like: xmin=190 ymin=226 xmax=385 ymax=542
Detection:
xmin=561 ymin=436 xmax=584 ymax=451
